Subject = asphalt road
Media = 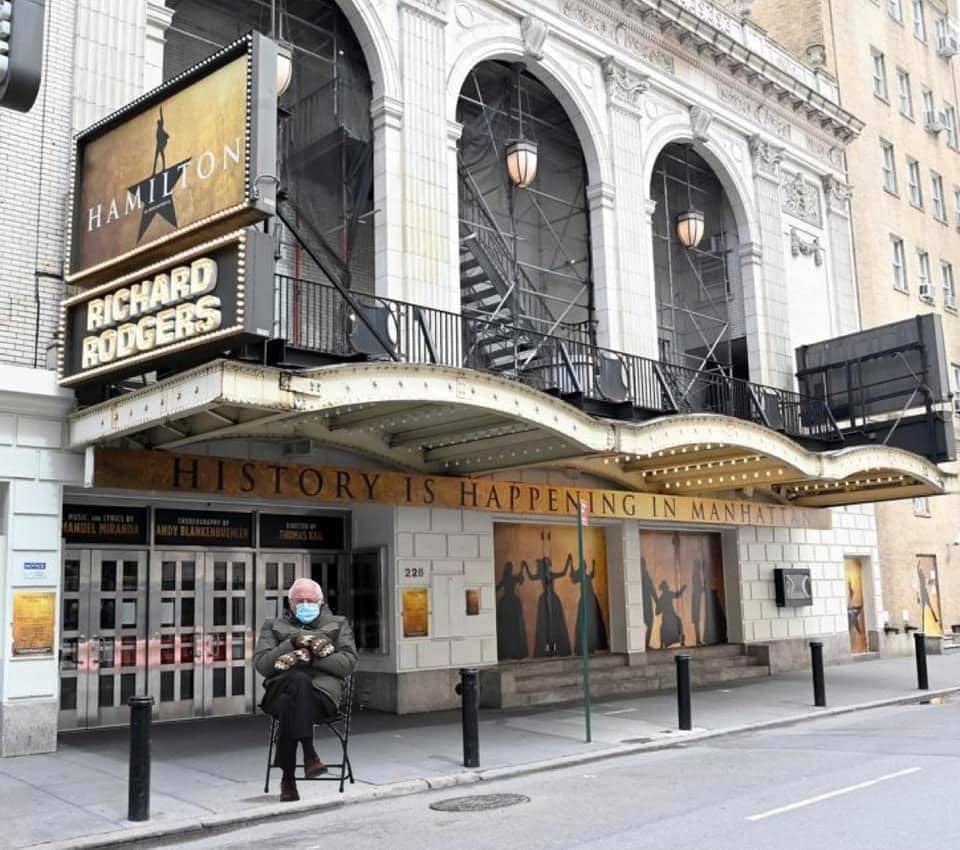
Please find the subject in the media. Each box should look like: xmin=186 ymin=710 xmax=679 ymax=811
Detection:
xmin=168 ymin=700 xmax=960 ymax=850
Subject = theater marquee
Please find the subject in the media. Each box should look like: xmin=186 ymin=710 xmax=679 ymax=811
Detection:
xmin=59 ymin=229 xmax=273 ymax=387
xmin=93 ymin=448 xmax=832 ymax=530
xmin=65 ymin=32 xmax=277 ymax=286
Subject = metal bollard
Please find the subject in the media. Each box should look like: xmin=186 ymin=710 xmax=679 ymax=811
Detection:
xmin=127 ymin=695 xmax=154 ymax=822
xmin=914 ymin=632 xmax=929 ymax=690
xmin=810 ymin=641 xmax=826 ymax=707
xmin=456 ymin=667 xmax=480 ymax=768
xmin=676 ymin=654 xmax=692 ymax=731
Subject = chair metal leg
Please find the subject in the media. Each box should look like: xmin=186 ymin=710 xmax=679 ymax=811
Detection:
xmin=264 ymin=719 xmax=277 ymax=794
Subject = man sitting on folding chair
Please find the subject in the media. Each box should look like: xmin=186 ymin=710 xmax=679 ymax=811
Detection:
xmin=254 ymin=578 xmax=358 ymax=802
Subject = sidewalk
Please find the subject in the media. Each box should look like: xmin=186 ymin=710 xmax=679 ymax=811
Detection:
xmin=5 ymin=652 xmax=960 ymax=850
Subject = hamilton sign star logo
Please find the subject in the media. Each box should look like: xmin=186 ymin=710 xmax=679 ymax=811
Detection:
xmin=132 ymin=107 xmax=192 ymax=241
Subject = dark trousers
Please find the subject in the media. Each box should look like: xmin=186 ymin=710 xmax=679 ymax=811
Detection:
xmin=262 ymin=671 xmax=338 ymax=779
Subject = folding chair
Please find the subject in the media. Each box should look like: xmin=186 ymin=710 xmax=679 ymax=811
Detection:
xmin=263 ymin=674 xmax=356 ymax=794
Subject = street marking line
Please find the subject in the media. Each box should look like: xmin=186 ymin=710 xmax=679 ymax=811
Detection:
xmin=604 ymin=708 xmax=638 ymax=715
xmin=746 ymin=767 xmax=921 ymax=822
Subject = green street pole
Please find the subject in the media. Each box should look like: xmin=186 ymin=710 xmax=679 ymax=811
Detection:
xmin=578 ymin=501 xmax=592 ymax=743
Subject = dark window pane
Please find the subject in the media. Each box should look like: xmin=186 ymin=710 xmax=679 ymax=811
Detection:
xmin=231 ymin=598 xmax=245 ymax=626
xmin=232 ymin=634 xmax=245 ymax=660
xmin=232 ymin=563 xmax=245 ymax=590
xmin=160 ymin=671 xmax=174 ymax=702
xmin=122 ymin=560 xmax=138 ymax=591
xmin=161 ymin=561 xmax=176 ymax=590
xmin=63 ymin=598 xmax=79 ymax=631
xmin=181 ymin=562 xmax=195 ymax=591
xmin=161 ymin=598 xmax=175 ymax=627
xmin=282 ymin=563 xmax=295 ymax=589
xmin=121 ymin=599 xmax=137 ymax=627
xmin=213 ymin=597 xmax=226 ymax=626
xmin=232 ymin=666 xmax=245 ymax=696
xmin=120 ymin=637 xmax=137 ymax=667
xmin=265 ymin=563 xmax=278 ymax=590
xmin=99 ymin=637 xmax=115 ymax=669
xmin=120 ymin=673 xmax=136 ymax=705
xmin=64 ymin=560 xmax=81 ymax=593
xmin=160 ymin=635 xmax=175 ymax=665
xmin=98 ymin=675 xmax=114 ymax=707
xmin=99 ymin=599 xmax=116 ymax=630
xmin=60 ymin=638 xmax=78 ymax=671
xmin=214 ymin=562 xmax=227 ymax=591
xmin=211 ymin=634 xmax=226 ymax=662
xmin=181 ymin=598 xmax=195 ymax=628
xmin=60 ymin=677 xmax=77 ymax=711
xmin=180 ymin=634 xmax=194 ymax=664
xmin=100 ymin=561 xmax=117 ymax=592
xmin=351 ymin=552 xmax=382 ymax=651
xmin=180 ymin=669 xmax=193 ymax=700
xmin=213 ymin=668 xmax=226 ymax=698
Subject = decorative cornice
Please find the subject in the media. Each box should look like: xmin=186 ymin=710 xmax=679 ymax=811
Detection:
xmin=781 ymin=170 xmax=822 ymax=228
xmin=602 ymin=56 xmax=649 ymax=111
xmin=372 ymin=95 xmax=404 ymax=131
xmin=521 ymin=16 xmax=549 ymax=60
xmin=790 ymin=228 xmax=824 ymax=266
xmin=748 ymin=135 xmax=783 ymax=179
xmin=822 ymin=174 xmax=852 ymax=216
xmin=398 ymin=0 xmax=447 ymax=24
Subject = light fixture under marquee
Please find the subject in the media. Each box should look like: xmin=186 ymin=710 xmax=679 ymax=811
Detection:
xmin=675 ymin=209 xmax=705 ymax=249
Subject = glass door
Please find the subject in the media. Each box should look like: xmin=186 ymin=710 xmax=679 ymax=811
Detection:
xmin=203 ymin=552 xmax=254 ymax=716
xmin=254 ymin=552 xmax=309 ymax=701
xmin=59 ymin=549 xmax=148 ymax=729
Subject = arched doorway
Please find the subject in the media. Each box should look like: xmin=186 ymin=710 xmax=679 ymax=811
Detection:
xmin=649 ymin=143 xmax=748 ymax=382
xmin=456 ymin=60 xmax=594 ymax=371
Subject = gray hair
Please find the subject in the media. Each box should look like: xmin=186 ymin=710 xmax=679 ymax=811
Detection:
xmin=288 ymin=577 xmax=324 ymax=603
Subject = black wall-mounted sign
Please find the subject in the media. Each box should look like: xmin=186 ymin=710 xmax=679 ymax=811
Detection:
xmin=63 ymin=504 xmax=149 ymax=545
xmin=774 ymin=568 xmax=814 ymax=607
xmin=259 ymin=514 xmax=346 ymax=550
xmin=153 ymin=508 xmax=252 ymax=547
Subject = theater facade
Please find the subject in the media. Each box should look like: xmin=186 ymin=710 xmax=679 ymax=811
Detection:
xmin=0 ymin=0 xmax=957 ymax=754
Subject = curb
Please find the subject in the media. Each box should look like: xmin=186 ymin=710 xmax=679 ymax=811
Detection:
xmin=33 ymin=686 xmax=960 ymax=850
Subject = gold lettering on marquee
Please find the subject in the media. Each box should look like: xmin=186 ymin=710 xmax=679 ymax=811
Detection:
xmin=94 ymin=448 xmax=833 ymax=530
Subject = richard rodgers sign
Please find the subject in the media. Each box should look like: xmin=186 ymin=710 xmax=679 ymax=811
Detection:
xmin=59 ymin=229 xmax=273 ymax=387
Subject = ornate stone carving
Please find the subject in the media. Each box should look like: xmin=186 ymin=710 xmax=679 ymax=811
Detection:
xmin=521 ymin=16 xmax=549 ymax=60
xmin=781 ymin=170 xmax=822 ymax=227
xmin=559 ymin=2 xmax=675 ymax=75
xmin=756 ymin=105 xmax=791 ymax=140
xmin=399 ymin=0 xmax=447 ymax=20
xmin=718 ymin=83 xmax=753 ymax=117
xmin=602 ymin=56 xmax=649 ymax=109
xmin=690 ymin=105 xmax=714 ymax=141
xmin=790 ymin=228 xmax=824 ymax=266
xmin=748 ymin=135 xmax=783 ymax=179
xmin=822 ymin=174 xmax=852 ymax=215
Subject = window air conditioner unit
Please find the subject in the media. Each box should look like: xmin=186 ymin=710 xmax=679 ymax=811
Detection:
xmin=937 ymin=34 xmax=959 ymax=57
xmin=919 ymin=282 xmax=934 ymax=301
xmin=925 ymin=111 xmax=945 ymax=133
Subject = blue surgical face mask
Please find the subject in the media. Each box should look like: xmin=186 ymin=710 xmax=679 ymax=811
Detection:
xmin=294 ymin=602 xmax=320 ymax=623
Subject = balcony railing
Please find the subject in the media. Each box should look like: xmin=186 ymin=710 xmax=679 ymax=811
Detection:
xmin=274 ymin=275 xmax=844 ymax=444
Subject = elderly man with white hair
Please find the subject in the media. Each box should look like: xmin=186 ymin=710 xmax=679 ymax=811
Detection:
xmin=254 ymin=577 xmax=358 ymax=802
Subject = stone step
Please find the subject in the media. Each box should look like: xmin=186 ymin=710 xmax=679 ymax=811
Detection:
xmin=503 ymin=654 xmax=628 ymax=677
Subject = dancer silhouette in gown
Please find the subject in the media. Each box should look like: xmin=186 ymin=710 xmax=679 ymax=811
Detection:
xmin=918 ymin=565 xmax=940 ymax=630
xmin=641 ymin=558 xmax=657 ymax=648
xmin=692 ymin=558 xmax=704 ymax=646
xmin=570 ymin=555 xmax=608 ymax=655
xmin=495 ymin=561 xmax=528 ymax=660
xmin=656 ymin=580 xmax=687 ymax=648
xmin=523 ymin=551 xmax=571 ymax=657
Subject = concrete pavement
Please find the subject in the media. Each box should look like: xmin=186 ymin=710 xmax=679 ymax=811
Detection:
xmin=4 ymin=651 xmax=960 ymax=850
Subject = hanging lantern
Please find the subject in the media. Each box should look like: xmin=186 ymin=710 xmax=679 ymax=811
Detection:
xmin=505 ymin=138 xmax=539 ymax=188
xmin=675 ymin=209 xmax=705 ymax=249
xmin=275 ymin=41 xmax=294 ymax=97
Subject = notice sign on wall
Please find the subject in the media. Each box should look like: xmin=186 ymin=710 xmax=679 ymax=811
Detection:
xmin=12 ymin=591 xmax=56 ymax=656
xmin=59 ymin=229 xmax=273 ymax=387
xmin=153 ymin=508 xmax=252 ymax=547
xmin=66 ymin=33 xmax=276 ymax=285
xmin=402 ymin=588 xmax=429 ymax=638
xmin=63 ymin=504 xmax=148 ymax=545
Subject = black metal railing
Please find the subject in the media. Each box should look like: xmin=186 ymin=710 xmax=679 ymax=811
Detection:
xmin=273 ymin=275 xmax=843 ymax=444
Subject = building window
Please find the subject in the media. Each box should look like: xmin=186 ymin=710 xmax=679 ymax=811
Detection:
xmin=943 ymin=261 xmax=957 ymax=309
xmin=881 ymin=140 xmax=898 ymax=193
xmin=953 ymin=363 xmax=960 ymax=410
xmin=934 ymin=15 xmax=948 ymax=48
xmin=922 ymin=88 xmax=937 ymax=129
xmin=931 ymin=172 xmax=946 ymax=221
xmin=908 ymin=158 xmax=924 ymax=207
xmin=891 ymin=236 xmax=908 ymax=291
xmin=897 ymin=69 xmax=914 ymax=116
xmin=872 ymin=50 xmax=888 ymax=100
xmin=888 ymin=0 xmax=904 ymax=22
xmin=918 ymin=250 xmax=934 ymax=300
xmin=955 ymin=188 xmax=960 ymax=228
xmin=913 ymin=0 xmax=926 ymax=40
xmin=944 ymin=104 xmax=958 ymax=147
xmin=913 ymin=496 xmax=931 ymax=516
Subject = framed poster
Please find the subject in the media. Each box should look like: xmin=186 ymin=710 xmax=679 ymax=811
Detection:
xmin=12 ymin=591 xmax=56 ymax=656
xmin=465 ymin=588 xmax=481 ymax=616
xmin=402 ymin=588 xmax=429 ymax=638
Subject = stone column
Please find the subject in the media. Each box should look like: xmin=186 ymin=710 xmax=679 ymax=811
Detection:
xmin=396 ymin=0 xmax=456 ymax=312
xmin=746 ymin=135 xmax=792 ymax=387
xmin=601 ymin=58 xmax=658 ymax=359
xmin=822 ymin=175 xmax=858 ymax=334
xmin=372 ymin=96 xmax=406 ymax=299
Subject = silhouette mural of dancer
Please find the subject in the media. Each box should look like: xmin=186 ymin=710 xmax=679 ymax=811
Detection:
xmin=847 ymin=580 xmax=864 ymax=636
xmin=641 ymin=558 xmax=657 ymax=648
xmin=656 ymin=580 xmax=687 ymax=648
xmin=153 ymin=107 xmax=169 ymax=174
xmin=495 ymin=561 xmax=528 ymax=660
xmin=691 ymin=558 xmax=704 ymax=646
xmin=918 ymin=565 xmax=940 ymax=631
xmin=523 ymin=535 xmax=571 ymax=657
xmin=570 ymin=555 xmax=608 ymax=655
